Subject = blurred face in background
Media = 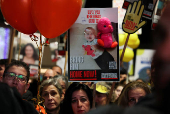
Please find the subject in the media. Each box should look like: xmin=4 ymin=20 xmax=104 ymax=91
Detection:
xmin=43 ymin=69 xmax=56 ymax=81
xmin=115 ymin=85 xmax=124 ymax=100
xmin=52 ymin=66 xmax=62 ymax=75
xmin=120 ymin=74 xmax=127 ymax=82
xmin=58 ymin=79 xmax=66 ymax=94
xmin=0 ymin=65 xmax=5 ymax=82
xmin=95 ymin=92 xmax=107 ymax=107
xmin=128 ymin=88 xmax=146 ymax=107
xmin=25 ymin=45 xmax=34 ymax=58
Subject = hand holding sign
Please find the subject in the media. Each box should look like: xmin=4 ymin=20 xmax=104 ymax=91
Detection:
xmin=122 ymin=1 xmax=146 ymax=34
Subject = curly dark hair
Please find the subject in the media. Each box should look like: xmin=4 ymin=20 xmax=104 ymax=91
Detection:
xmin=20 ymin=43 xmax=38 ymax=60
xmin=61 ymin=82 xmax=93 ymax=114
xmin=0 ymin=59 xmax=16 ymax=67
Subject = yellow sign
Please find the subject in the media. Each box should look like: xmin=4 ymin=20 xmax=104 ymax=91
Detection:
xmin=122 ymin=1 xmax=146 ymax=34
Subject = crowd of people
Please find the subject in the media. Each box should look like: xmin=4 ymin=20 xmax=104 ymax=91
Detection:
xmin=1 ymin=2 xmax=170 ymax=114
xmin=0 ymin=57 xmax=159 ymax=114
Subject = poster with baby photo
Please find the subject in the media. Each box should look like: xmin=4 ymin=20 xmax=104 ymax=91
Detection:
xmin=15 ymin=32 xmax=45 ymax=78
xmin=122 ymin=0 xmax=158 ymax=19
xmin=68 ymin=8 xmax=119 ymax=81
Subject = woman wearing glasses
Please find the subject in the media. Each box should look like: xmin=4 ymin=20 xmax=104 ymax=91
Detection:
xmin=2 ymin=60 xmax=30 ymax=96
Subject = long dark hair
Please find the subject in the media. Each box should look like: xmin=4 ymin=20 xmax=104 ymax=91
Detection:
xmin=20 ymin=43 xmax=38 ymax=60
xmin=61 ymin=82 xmax=93 ymax=114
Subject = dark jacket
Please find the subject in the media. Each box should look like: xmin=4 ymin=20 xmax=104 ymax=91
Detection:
xmin=87 ymin=104 xmax=124 ymax=114
xmin=0 ymin=82 xmax=38 ymax=114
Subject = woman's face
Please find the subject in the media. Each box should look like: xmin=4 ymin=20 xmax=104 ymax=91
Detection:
xmin=128 ymin=88 xmax=146 ymax=107
xmin=42 ymin=85 xmax=61 ymax=110
xmin=71 ymin=89 xmax=90 ymax=114
xmin=115 ymin=86 xmax=123 ymax=99
xmin=25 ymin=45 xmax=34 ymax=58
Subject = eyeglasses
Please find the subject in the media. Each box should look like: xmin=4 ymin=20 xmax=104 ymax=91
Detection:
xmin=5 ymin=72 xmax=27 ymax=83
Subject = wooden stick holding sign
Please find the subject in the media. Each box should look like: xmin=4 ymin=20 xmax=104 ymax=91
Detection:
xmin=92 ymin=83 xmax=96 ymax=109
xmin=121 ymin=0 xmax=146 ymax=64
xmin=64 ymin=51 xmax=68 ymax=76
xmin=120 ymin=34 xmax=130 ymax=65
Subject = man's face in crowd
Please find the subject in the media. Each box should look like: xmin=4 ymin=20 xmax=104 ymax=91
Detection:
xmin=120 ymin=74 xmax=127 ymax=82
xmin=0 ymin=65 xmax=5 ymax=82
xmin=43 ymin=69 xmax=56 ymax=80
xmin=95 ymin=92 xmax=107 ymax=107
xmin=52 ymin=66 xmax=62 ymax=75
xmin=3 ymin=65 xmax=30 ymax=96
xmin=58 ymin=79 xmax=66 ymax=94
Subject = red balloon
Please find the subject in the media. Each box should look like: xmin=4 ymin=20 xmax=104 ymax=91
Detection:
xmin=1 ymin=0 xmax=37 ymax=34
xmin=31 ymin=0 xmax=82 ymax=38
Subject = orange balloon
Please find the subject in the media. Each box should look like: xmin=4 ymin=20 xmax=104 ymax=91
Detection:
xmin=1 ymin=0 xmax=37 ymax=34
xmin=31 ymin=0 xmax=82 ymax=38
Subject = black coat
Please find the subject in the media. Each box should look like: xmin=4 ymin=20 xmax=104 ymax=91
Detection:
xmin=0 ymin=82 xmax=38 ymax=114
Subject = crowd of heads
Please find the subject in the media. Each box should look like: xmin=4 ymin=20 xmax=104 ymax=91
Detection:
xmin=0 ymin=58 xmax=153 ymax=114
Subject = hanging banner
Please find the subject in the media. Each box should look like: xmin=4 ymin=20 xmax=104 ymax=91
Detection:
xmin=68 ymin=8 xmax=119 ymax=81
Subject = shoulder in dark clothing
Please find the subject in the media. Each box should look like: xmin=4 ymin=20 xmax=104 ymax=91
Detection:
xmin=0 ymin=82 xmax=38 ymax=114
xmin=87 ymin=104 xmax=124 ymax=114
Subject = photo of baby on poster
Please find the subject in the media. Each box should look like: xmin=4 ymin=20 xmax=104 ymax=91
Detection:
xmin=68 ymin=8 xmax=119 ymax=81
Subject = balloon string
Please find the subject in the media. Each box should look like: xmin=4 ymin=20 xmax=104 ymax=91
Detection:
xmin=37 ymin=34 xmax=42 ymax=114
xmin=30 ymin=34 xmax=47 ymax=114
xmin=120 ymin=34 xmax=130 ymax=66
